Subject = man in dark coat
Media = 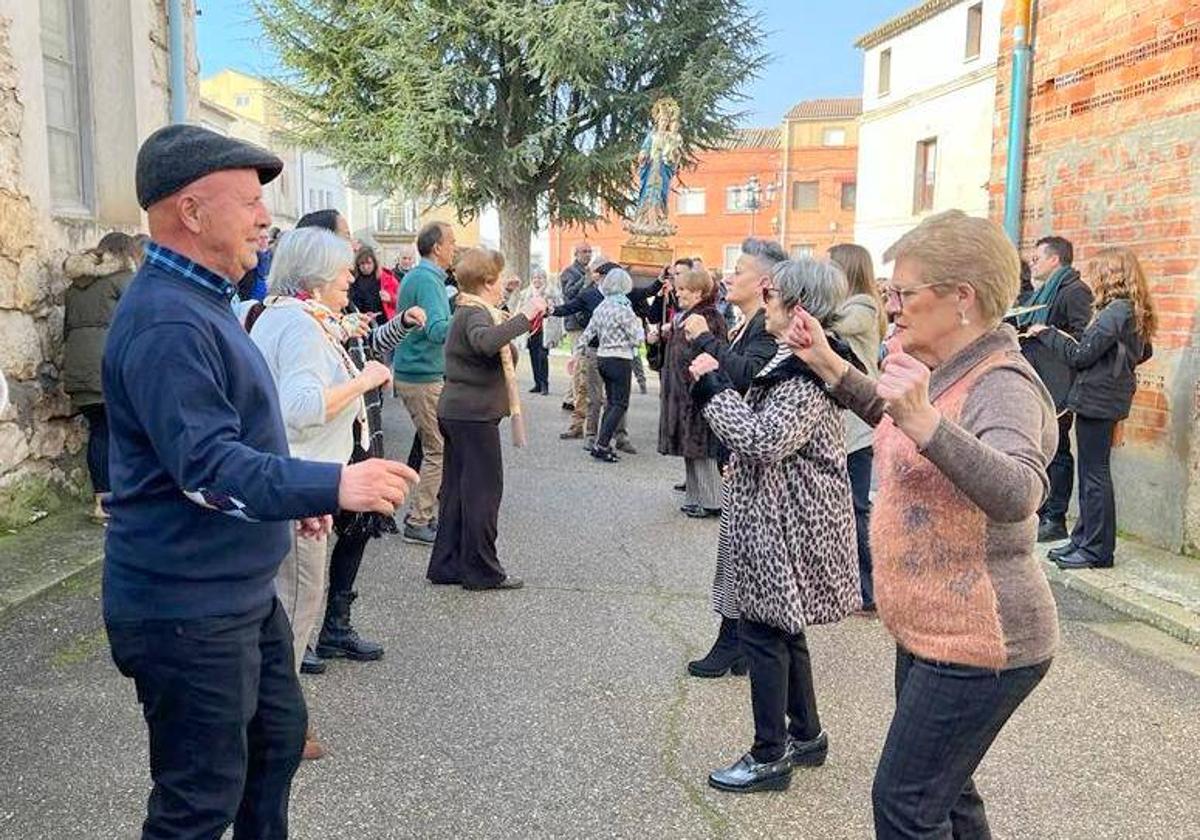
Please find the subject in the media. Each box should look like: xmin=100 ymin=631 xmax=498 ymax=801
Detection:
xmin=1016 ymin=235 xmax=1094 ymax=542
xmin=559 ymin=242 xmax=594 ymax=411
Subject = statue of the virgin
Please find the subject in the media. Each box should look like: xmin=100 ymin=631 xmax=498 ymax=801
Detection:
xmin=624 ymin=98 xmax=683 ymax=239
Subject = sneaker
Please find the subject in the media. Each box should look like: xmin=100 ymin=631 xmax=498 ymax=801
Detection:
xmin=403 ymin=522 xmax=437 ymax=545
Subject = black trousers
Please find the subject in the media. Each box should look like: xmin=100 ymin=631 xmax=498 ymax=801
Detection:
xmin=1039 ymin=412 xmax=1075 ymax=523
xmin=527 ymin=334 xmax=550 ymax=392
xmin=106 ymin=599 xmax=306 ymax=840
xmin=80 ymin=404 xmax=110 ymax=493
xmin=739 ymin=618 xmax=821 ymax=763
xmin=328 ymin=530 xmax=370 ymax=595
xmin=847 ymin=447 xmax=874 ymax=609
xmin=427 ymin=417 xmax=507 ymax=587
xmin=596 ymin=357 xmax=632 ymax=450
xmin=1072 ymin=416 xmax=1117 ymax=564
xmin=872 ymin=647 xmax=1051 ymax=840
xmin=406 ymin=435 xmax=423 ymax=473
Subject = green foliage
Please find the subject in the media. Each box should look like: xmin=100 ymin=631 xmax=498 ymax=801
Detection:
xmin=255 ymin=0 xmax=767 ymax=228
xmin=0 ymin=474 xmax=68 ymax=532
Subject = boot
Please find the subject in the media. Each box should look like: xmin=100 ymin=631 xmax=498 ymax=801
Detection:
xmin=316 ymin=591 xmax=384 ymax=661
xmin=687 ymin=617 xmax=748 ymax=678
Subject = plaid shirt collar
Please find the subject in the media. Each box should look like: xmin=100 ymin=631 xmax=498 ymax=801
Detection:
xmin=143 ymin=242 xmax=238 ymax=305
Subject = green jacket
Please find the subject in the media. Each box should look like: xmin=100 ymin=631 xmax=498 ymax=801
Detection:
xmin=392 ymin=258 xmax=452 ymax=382
xmin=62 ymin=252 xmax=135 ymax=410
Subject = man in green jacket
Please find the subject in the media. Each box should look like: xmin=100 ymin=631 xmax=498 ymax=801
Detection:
xmin=393 ymin=221 xmax=456 ymax=544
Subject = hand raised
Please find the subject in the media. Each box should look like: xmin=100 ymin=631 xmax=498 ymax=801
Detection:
xmin=688 ymin=352 xmax=720 ymax=381
xmin=877 ymin=342 xmax=940 ymax=446
xmin=337 ymin=459 xmax=419 ymax=515
xmin=521 ymin=295 xmax=548 ymax=320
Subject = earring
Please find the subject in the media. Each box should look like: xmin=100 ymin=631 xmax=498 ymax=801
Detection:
xmin=959 ymin=309 xmax=970 ymax=326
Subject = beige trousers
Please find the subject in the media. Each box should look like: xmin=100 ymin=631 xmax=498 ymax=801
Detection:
xmin=395 ymin=380 xmax=444 ymax=526
xmin=276 ymin=530 xmax=328 ymax=673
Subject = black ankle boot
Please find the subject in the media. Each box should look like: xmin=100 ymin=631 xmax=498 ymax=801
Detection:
xmin=687 ymin=617 xmax=747 ymax=678
xmin=316 ymin=591 xmax=384 ymax=661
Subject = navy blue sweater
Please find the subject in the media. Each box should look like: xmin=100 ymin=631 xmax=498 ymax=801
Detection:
xmin=101 ymin=248 xmax=342 ymax=620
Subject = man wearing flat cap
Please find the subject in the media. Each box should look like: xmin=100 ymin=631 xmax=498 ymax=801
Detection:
xmin=101 ymin=124 xmax=419 ymax=839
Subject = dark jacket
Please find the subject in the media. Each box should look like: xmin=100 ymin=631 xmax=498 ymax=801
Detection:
xmin=559 ymin=261 xmax=590 ymax=331
xmin=658 ymin=302 xmax=728 ymax=459
xmin=438 ymin=306 xmax=532 ymax=421
xmin=1041 ymin=299 xmax=1152 ymax=421
xmin=691 ymin=308 xmax=775 ymax=395
xmin=550 ymin=286 xmax=603 ymax=342
xmin=62 ymin=252 xmax=135 ymax=410
xmin=1020 ymin=267 xmax=1093 ymax=411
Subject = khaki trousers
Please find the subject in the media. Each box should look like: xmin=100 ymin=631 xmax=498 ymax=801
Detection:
xmin=275 ymin=530 xmax=328 ymax=673
xmin=395 ymin=380 xmax=444 ymax=526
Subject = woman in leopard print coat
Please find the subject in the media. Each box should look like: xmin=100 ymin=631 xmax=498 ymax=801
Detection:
xmin=689 ymin=257 xmax=860 ymax=795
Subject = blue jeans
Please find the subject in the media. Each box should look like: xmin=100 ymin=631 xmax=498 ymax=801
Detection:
xmin=106 ymin=599 xmax=306 ymax=839
xmin=873 ymin=647 xmax=1051 ymax=839
xmin=847 ymin=447 xmax=874 ymax=608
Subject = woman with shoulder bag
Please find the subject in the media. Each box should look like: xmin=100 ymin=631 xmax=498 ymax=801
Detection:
xmin=1027 ymin=246 xmax=1156 ymax=570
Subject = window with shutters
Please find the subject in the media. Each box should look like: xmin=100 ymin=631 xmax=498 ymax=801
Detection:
xmin=878 ymin=48 xmax=892 ymax=96
xmin=914 ymin=138 xmax=937 ymax=214
xmin=965 ymin=3 xmax=983 ymax=60
xmin=41 ymin=0 xmax=92 ymax=211
xmin=791 ymin=181 xmax=818 ymax=212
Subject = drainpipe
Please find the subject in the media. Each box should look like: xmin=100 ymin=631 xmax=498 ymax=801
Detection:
xmin=168 ymin=0 xmax=189 ymax=123
xmin=1002 ymin=0 xmax=1034 ymax=243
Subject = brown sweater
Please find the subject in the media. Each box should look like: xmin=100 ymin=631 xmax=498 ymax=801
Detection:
xmin=437 ymin=307 xmax=531 ymax=422
xmin=833 ymin=325 xmax=1060 ymax=670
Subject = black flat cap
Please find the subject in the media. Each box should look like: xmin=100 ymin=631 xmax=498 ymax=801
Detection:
xmin=136 ymin=124 xmax=284 ymax=210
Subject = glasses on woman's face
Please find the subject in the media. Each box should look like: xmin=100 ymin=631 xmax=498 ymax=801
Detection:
xmin=881 ymin=281 xmax=944 ymax=311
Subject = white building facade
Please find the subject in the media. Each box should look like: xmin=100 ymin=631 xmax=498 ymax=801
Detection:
xmin=853 ymin=0 xmax=1002 ymax=270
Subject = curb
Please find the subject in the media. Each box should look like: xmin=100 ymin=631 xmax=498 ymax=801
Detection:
xmin=1042 ymin=558 xmax=1200 ymax=647
xmin=0 ymin=549 xmax=104 ymax=620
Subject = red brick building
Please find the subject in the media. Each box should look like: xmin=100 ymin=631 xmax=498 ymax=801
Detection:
xmin=548 ymin=98 xmax=861 ymax=276
xmin=991 ymin=0 xmax=1200 ymax=551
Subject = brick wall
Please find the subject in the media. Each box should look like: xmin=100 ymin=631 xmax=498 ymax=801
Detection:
xmin=991 ymin=0 xmax=1200 ymax=551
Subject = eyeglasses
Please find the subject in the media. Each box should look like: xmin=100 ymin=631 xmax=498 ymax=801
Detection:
xmin=881 ymin=281 xmax=945 ymax=311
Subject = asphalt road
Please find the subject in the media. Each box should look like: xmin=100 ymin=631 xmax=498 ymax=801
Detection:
xmin=1 ymin=360 xmax=1198 ymax=839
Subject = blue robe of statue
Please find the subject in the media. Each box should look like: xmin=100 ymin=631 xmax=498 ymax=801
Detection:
xmin=635 ymin=132 xmax=676 ymax=216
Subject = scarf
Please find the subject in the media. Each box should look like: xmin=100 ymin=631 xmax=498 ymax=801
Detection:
xmin=455 ymin=292 xmax=527 ymax=448
xmin=1016 ymin=266 xmax=1071 ymax=329
xmin=266 ymin=295 xmax=370 ymax=451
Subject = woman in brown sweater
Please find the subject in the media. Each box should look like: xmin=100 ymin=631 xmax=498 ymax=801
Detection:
xmin=426 ymin=248 xmax=546 ymax=591
xmin=787 ymin=211 xmax=1059 ymax=839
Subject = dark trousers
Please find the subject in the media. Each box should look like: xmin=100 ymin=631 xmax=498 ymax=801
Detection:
xmin=739 ymin=618 xmax=821 ymax=763
xmin=872 ymin=647 xmax=1051 ymax=840
xmin=80 ymin=404 xmax=110 ymax=493
xmin=427 ymin=417 xmax=507 ymax=587
xmin=106 ymin=599 xmax=306 ymax=840
xmin=1039 ymin=412 xmax=1075 ymax=523
xmin=596 ymin=357 xmax=632 ymax=450
xmin=527 ymin=334 xmax=550 ymax=392
xmin=328 ymin=530 xmax=370 ymax=595
xmin=847 ymin=447 xmax=874 ymax=609
xmin=1073 ymin=416 xmax=1117 ymax=564
xmin=406 ymin=435 xmax=423 ymax=473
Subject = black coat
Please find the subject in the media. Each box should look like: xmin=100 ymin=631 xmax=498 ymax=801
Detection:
xmin=691 ymin=308 xmax=776 ymax=395
xmin=559 ymin=262 xmax=589 ymax=331
xmin=657 ymin=303 xmax=728 ymax=459
xmin=1020 ymin=267 xmax=1093 ymax=411
xmin=1040 ymin=299 xmax=1152 ymax=421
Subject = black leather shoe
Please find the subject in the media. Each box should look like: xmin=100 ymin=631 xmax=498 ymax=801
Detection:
xmin=463 ymin=576 xmax=525 ymax=591
xmin=1037 ymin=519 xmax=1069 ymax=542
xmin=787 ymin=731 xmax=828 ymax=767
xmin=1047 ymin=542 xmax=1077 ymax=561
xmin=528 ymin=385 xmax=542 ymax=393
xmin=673 ymin=482 xmax=686 ymax=492
xmin=590 ymin=447 xmax=619 ymax=463
xmin=1056 ymin=551 xmax=1112 ymax=570
xmin=300 ymin=646 xmax=326 ymax=675
xmin=681 ymin=504 xmax=719 ymax=519
xmin=561 ymin=401 xmax=574 ymax=412
xmin=708 ymin=752 xmax=793 ymax=793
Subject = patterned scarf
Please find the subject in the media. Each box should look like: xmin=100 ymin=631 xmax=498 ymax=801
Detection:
xmin=455 ymin=291 xmax=527 ymax=448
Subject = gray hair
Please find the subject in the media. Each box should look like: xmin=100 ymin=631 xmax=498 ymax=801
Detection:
xmin=772 ymin=258 xmax=848 ymax=326
xmin=742 ymin=237 xmax=787 ymax=269
xmin=599 ymin=267 xmax=633 ymax=296
xmin=268 ymin=227 xmax=354 ymax=296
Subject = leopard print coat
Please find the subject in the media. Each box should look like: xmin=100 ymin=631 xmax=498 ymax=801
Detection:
xmin=698 ymin=356 xmax=860 ymax=633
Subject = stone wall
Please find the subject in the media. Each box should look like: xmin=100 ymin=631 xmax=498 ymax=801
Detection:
xmin=991 ymin=0 xmax=1200 ymax=553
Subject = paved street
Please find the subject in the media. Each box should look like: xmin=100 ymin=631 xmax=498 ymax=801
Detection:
xmin=1 ymin=360 xmax=1198 ymax=840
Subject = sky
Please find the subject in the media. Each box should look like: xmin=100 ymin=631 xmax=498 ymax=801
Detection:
xmin=196 ymin=0 xmax=916 ymax=126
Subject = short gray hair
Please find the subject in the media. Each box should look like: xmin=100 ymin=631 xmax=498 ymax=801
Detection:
xmin=742 ymin=237 xmax=787 ymax=268
xmin=269 ymin=227 xmax=353 ymax=296
xmin=599 ymin=267 xmax=633 ymax=296
xmin=772 ymin=258 xmax=848 ymax=326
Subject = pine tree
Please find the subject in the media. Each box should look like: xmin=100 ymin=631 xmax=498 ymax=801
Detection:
xmin=256 ymin=0 xmax=766 ymax=275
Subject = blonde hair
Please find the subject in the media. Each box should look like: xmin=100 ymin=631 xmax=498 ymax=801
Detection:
xmin=883 ymin=210 xmax=1018 ymax=326
xmin=454 ymin=248 xmax=505 ymax=294
xmin=829 ymin=243 xmax=885 ymax=335
xmin=675 ymin=268 xmax=715 ymax=302
xmin=1086 ymin=247 xmax=1157 ymax=339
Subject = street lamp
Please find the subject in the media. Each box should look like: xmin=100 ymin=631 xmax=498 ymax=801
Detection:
xmin=744 ymin=174 xmax=779 ymax=236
